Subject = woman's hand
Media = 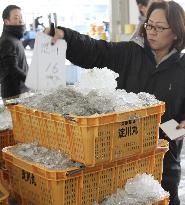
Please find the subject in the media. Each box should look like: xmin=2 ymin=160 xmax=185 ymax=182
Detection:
xmin=176 ymin=120 xmax=185 ymax=129
xmin=175 ymin=120 xmax=185 ymax=141
xmin=44 ymin=28 xmax=64 ymax=45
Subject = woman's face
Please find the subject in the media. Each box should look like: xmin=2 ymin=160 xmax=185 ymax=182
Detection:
xmin=146 ymin=9 xmax=176 ymax=53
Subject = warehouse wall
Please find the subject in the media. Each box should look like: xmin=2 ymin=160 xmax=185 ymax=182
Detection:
xmin=129 ymin=0 xmax=139 ymax=24
xmin=110 ymin=0 xmax=139 ymax=41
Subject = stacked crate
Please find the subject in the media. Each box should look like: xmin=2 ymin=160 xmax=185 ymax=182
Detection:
xmin=0 ymin=129 xmax=15 ymax=165
xmin=0 ymin=106 xmax=16 ymax=166
xmin=0 ymin=109 xmax=16 ymax=190
xmin=2 ymin=102 xmax=168 ymax=205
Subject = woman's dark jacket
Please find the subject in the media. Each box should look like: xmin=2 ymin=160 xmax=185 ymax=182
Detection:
xmin=61 ymin=27 xmax=185 ymax=184
xmin=0 ymin=26 xmax=29 ymax=99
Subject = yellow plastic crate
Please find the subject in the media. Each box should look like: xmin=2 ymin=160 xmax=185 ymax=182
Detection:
xmin=8 ymin=103 xmax=165 ymax=166
xmin=2 ymin=146 xmax=167 ymax=205
xmin=0 ymin=183 xmax=9 ymax=205
xmin=0 ymin=129 xmax=16 ymax=164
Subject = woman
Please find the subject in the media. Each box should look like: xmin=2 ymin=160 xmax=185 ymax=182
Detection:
xmin=46 ymin=1 xmax=185 ymax=204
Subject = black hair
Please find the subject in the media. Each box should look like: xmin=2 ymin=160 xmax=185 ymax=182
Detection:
xmin=136 ymin=0 xmax=149 ymax=7
xmin=2 ymin=5 xmax=21 ymax=20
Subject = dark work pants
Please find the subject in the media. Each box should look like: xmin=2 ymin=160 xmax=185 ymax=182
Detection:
xmin=161 ymin=139 xmax=183 ymax=205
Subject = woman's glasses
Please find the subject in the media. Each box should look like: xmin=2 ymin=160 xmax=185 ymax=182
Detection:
xmin=144 ymin=23 xmax=170 ymax=33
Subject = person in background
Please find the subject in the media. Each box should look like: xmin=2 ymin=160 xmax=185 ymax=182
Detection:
xmin=131 ymin=0 xmax=162 ymax=39
xmin=137 ymin=0 xmax=154 ymax=17
xmin=45 ymin=1 xmax=185 ymax=204
xmin=131 ymin=0 xmax=152 ymax=39
xmin=0 ymin=5 xmax=29 ymax=101
xmin=22 ymin=24 xmax=36 ymax=49
xmin=34 ymin=16 xmax=44 ymax=31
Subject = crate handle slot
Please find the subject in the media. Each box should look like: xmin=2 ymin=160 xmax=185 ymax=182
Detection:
xmin=63 ymin=114 xmax=77 ymax=123
xmin=66 ymin=165 xmax=85 ymax=176
xmin=128 ymin=114 xmax=141 ymax=120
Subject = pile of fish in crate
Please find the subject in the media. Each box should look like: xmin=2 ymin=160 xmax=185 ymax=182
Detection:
xmin=2 ymin=68 xmax=169 ymax=205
